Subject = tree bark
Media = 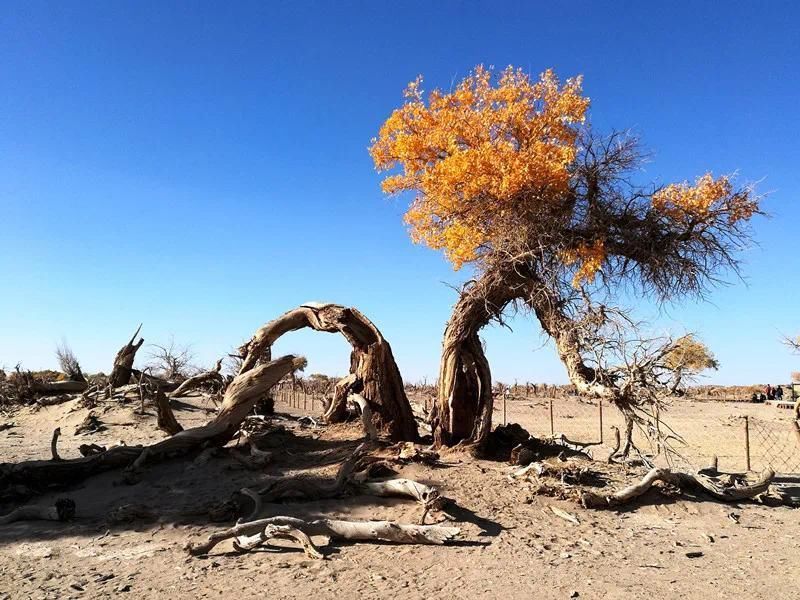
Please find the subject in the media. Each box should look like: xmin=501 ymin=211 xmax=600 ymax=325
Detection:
xmin=432 ymin=269 xmax=532 ymax=448
xmin=109 ymin=324 xmax=145 ymax=388
xmin=238 ymin=303 xmax=416 ymax=441
xmin=0 ymin=355 xmax=304 ymax=496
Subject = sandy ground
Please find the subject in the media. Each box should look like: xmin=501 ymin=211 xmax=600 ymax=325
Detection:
xmin=0 ymin=394 xmax=798 ymax=600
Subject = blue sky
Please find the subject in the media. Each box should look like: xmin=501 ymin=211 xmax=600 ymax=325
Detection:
xmin=1 ymin=1 xmax=798 ymax=385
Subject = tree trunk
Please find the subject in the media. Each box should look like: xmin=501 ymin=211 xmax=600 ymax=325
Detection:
xmin=432 ymin=269 xmax=532 ymax=448
xmin=238 ymin=303 xmax=416 ymax=441
xmin=0 ymin=355 xmax=304 ymax=496
xmin=109 ymin=324 xmax=145 ymax=388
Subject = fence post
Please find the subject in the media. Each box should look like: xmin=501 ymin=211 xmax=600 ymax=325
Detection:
xmin=549 ymin=398 xmax=554 ymax=436
xmin=599 ymin=400 xmax=603 ymax=443
xmin=503 ymin=391 xmax=507 ymax=426
xmin=744 ymin=416 xmax=751 ymax=472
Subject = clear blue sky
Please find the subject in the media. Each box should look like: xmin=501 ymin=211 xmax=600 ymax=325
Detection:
xmin=1 ymin=1 xmax=798 ymax=385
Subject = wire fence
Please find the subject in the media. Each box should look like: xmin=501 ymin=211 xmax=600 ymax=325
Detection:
xmin=271 ymin=381 xmax=800 ymax=474
xmin=746 ymin=416 xmax=800 ymax=473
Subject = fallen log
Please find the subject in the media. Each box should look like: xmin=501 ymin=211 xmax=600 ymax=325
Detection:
xmin=581 ymin=467 xmax=775 ymax=508
xmin=32 ymin=381 xmax=89 ymax=395
xmin=0 ymin=355 xmax=304 ymax=495
xmin=186 ymin=515 xmax=460 ymax=556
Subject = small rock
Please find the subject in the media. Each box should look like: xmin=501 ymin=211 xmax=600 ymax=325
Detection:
xmin=570 ymin=592 xmax=580 ymax=598
xmin=560 ymin=552 xmax=572 ymax=559
xmin=685 ymin=551 xmax=704 ymax=558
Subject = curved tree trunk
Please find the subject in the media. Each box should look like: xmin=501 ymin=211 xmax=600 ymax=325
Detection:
xmin=432 ymin=269 xmax=532 ymax=448
xmin=109 ymin=324 xmax=145 ymax=389
xmin=238 ymin=303 xmax=417 ymax=441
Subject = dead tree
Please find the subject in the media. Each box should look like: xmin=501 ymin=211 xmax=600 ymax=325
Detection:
xmin=0 ymin=355 xmax=304 ymax=495
xmin=55 ymin=341 xmax=86 ymax=382
xmin=109 ymin=324 xmax=145 ymax=388
xmin=169 ymin=358 xmax=224 ymax=398
xmin=237 ymin=303 xmax=417 ymax=441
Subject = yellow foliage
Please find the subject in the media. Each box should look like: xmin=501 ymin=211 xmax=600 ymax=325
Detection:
xmin=652 ymin=173 xmax=757 ymax=224
xmin=371 ymin=65 xmax=758 ymax=286
xmin=560 ymin=239 xmax=607 ymax=287
xmin=370 ymin=65 xmax=589 ymax=269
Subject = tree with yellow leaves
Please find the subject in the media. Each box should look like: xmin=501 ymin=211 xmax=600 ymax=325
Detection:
xmin=372 ymin=65 xmax=760 ymax=447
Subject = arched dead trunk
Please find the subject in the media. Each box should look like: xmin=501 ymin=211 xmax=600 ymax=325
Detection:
xmin=432 ymin=270 xmax=532 ymax=448
xmin=238 ymin=303 xmax=417 ymax=441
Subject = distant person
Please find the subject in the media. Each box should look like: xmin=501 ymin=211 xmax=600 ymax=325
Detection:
xmin=775 ymin=385 xmax=784 ymax=401
xmin=765 ymin=384 xmax=773 ymax=401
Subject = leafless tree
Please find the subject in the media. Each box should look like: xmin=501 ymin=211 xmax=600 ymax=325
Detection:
xmin=55 ymin=340 xmax=86 ymax=382
xmin=147 ymin=336 xmax=196 ymax=381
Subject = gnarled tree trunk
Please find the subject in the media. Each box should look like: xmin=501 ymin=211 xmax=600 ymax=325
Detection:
xmin=238 ymin=303 xmax=417 ymax=441
xmin=432 ymin=269 xmax=532 ymax=448
xmin=109 ymin=324 xmax=145 ymax=388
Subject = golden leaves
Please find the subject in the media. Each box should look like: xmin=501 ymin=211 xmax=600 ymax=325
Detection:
xmin=370 ymin=65 xmax=590 ymax=269
xmin=652 ymin=173 xmax=757 ymax=225
xmin=561 ymin=239 xmax=606 ymax=287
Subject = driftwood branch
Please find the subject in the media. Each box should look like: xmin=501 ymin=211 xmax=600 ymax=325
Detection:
xmin=581 ymin=467 xmax=775 ymax=508
xmin=169 ymin=359 xmax=224 ymax=398
xmin=186 ymin=515 xmax=460 ymax=556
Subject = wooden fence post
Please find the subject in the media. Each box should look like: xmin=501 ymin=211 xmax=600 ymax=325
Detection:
xmin=744 ymin=415 xmax=751 ymax=472
xmin=599 ymin=400 xmax=603 ymax=443
xmin=549 ymin=398 xmax=554 ymax=437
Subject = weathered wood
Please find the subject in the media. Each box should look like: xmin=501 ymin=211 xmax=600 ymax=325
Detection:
xmin=32 ymin=381 xmax=89 ymax=395
xmin=110 ymin=325 xmax=145 ymax=388
xmin=154 ymin=389 xmax=183 ymax=435
xmin=350 ymin=393 xmax=378 ymax=441
xmin=581 ymin=467 xmax=774 ymax=508
xmin=169 ymin=359 xmax=224 ymax=398
xmin=0 ymin=355 xmax=304 ymax=495
xmin=238 ymin=303 xmax=417 ymax=441
xmin=186 ymin=515 xmax=460 ymax=556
